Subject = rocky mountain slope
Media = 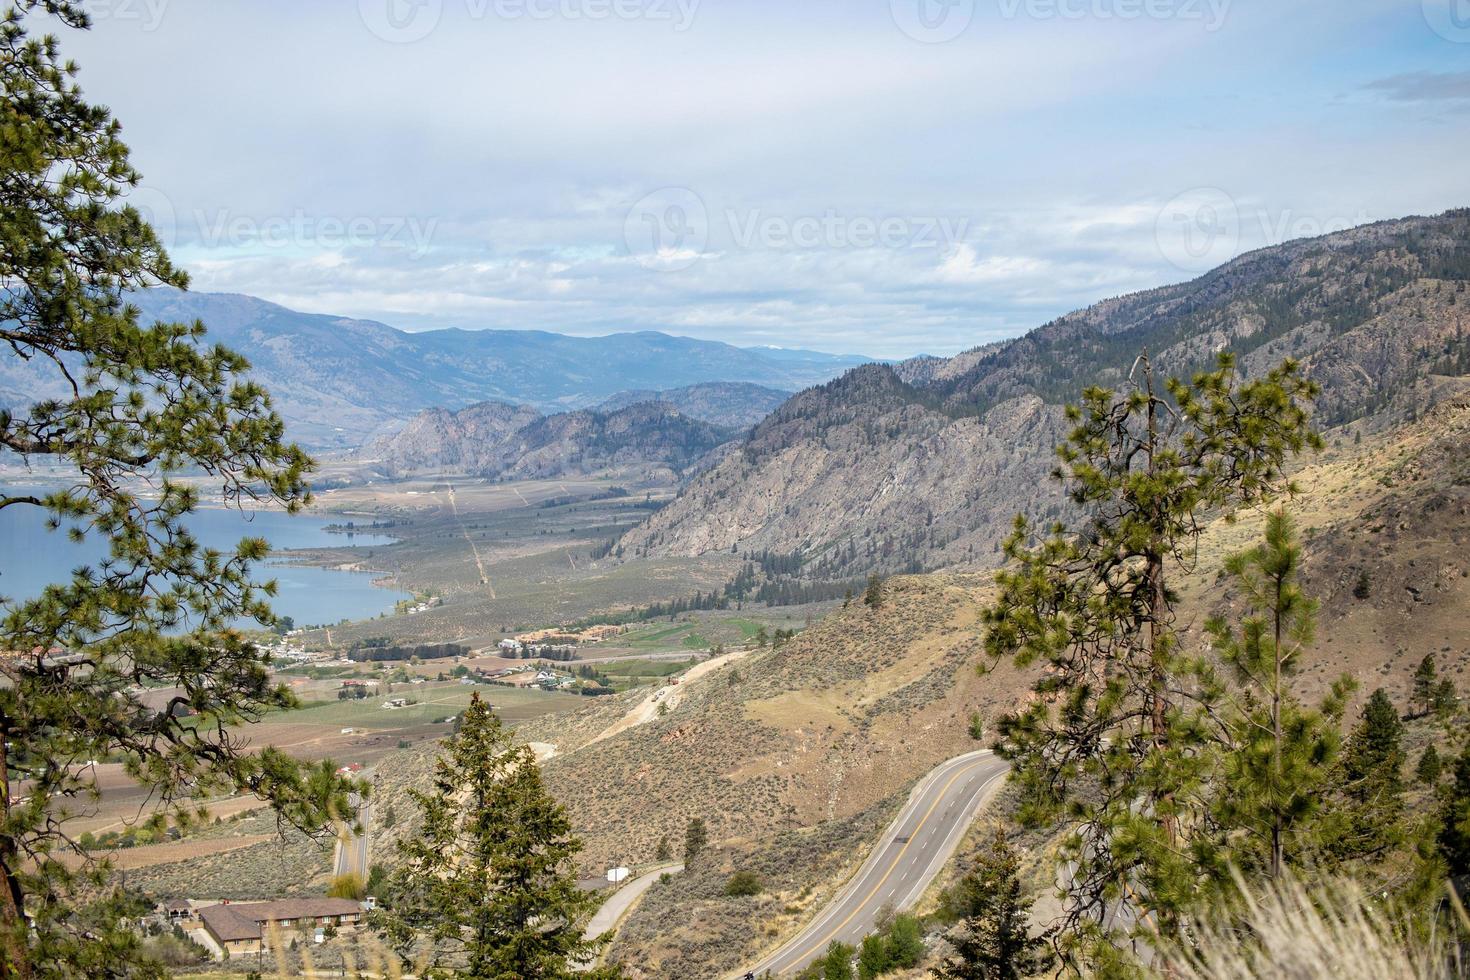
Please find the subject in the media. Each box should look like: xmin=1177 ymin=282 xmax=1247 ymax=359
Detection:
xmin=0 ymin=289 xmax=867 ymax=449
xmin=361 ymin=400 xmax=737 ymax=482
xmin=619 ymin=210 xmax=1470 ymax=579
xmin=595 ymin=382 xmax=794 ymax=429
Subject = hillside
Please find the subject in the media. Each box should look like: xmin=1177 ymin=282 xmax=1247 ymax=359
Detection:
xmin=124 ymin=388 xmax=1469 ymax=978
xmin=0 ymin=289 xmax=868 ymax=448
xmin=595 ymin=382 xmax=794 ymax=429
xmin=361 ymin=400 xmax=737 ymax=482
xmin=619 ymin=210 xmax=1470 ymax=579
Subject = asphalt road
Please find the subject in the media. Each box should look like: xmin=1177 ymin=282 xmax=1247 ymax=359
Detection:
xmin=583 ymin=863 xmax=685 ymax=941
xmin=739 ymin=751 xmax=1008 ymax=978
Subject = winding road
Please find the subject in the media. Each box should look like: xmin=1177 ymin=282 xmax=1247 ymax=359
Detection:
xmin=738 ymin=751 xmax=1008 ymax=978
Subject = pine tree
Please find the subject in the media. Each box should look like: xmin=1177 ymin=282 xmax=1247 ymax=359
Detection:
xmin=933 ymin=829 xmax=1048 ymax=980
xmin=1336 ymin=689 xmax=1407 ymax=859
xmin=863 ymin=574 xmax=885 ymax=609
xmin=380 ymin=694 xmax=616 ymax=979
xmin=1206 ymin=510 xmax=1352 ymax=879
xmin=1412 ymin=654 xmax=1438 ymax=717
xmin=0 ymin=4 xmax=336 ymax=975
xmin=684 ymin=816 xmax=709 ymax=863
xmin=982 ymin=352 xmax=1320 ymax=943
xmin=1432 ymin=678 xmax=1458 ymax=719
xmin=1416 ymin=745 xmax=1442 ymax=785
xmin=1436 ymin=745 xmax=1470 ymax=877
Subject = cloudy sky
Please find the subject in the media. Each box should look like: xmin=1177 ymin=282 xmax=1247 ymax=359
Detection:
xmin=53 ymin=0 xmax=1470 ymax=358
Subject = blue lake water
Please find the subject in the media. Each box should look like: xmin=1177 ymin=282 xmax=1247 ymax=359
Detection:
xmin=0 ymin=491 xmax=409 ymax=629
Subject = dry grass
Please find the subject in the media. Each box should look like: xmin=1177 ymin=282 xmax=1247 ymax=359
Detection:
xmin=1158 ymin=873 xmax=1466 ymax=980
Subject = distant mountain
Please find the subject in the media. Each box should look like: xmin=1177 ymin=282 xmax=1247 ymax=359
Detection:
xmin=0 ymin=289 xmax=870 ymax=448
xmin=618 ymin=210 xmax=1470 ymax=578
xmin=595 ymin=382 xmax=794 ymax=429
xmin=363 ymin=400 xmax=737 ymax=483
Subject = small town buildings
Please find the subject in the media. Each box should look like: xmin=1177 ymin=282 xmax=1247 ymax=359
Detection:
xmin=198 ymin=898 xmax=364 ymax=959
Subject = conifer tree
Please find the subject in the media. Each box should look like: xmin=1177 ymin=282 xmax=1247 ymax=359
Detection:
xmin=381 ymin=694 xmax=616 ymax=979
xmin=1412 ymin=654 xmax=1438 ymax=718
xmin=1436 ymin=744 xmax=1470 ymax=877
xmin=863 ymin=574 xmax=885 ymax=609
xmin=1 ymin=4 xmax=339 ymax=975
xmin=982 ymin=352 xmax=1320 ymax=946
xmin=933 ymin=829 xmax=1048 ymax=980
xmin=1336 ymin=689 xmax=1407 ymax=860
xmin=1432 ymin=679 xmax=1458 ymax=719
xmin=1205 ymin=510 xmax=1352 ymax=879
xmin=684 ymin=816 xmax=709 ymax=863
xmin=1416 ymin=745 xmax=1442 ymax=785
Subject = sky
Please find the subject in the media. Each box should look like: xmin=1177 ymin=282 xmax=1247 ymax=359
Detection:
xmin=47 ymin=0 xmax=1470 ymax=359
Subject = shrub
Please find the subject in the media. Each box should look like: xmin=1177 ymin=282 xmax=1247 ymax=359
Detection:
xmin=724 ymin=871 xmax=764 ymax=897
xmin=327 ymin=872 xmax=365 ymax=900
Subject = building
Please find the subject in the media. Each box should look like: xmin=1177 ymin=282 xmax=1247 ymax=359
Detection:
xmin=198 ymin=898 xmax=365 ymax=959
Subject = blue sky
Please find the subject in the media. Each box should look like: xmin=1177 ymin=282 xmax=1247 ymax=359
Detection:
xmin=54 ymin=0 xmax=1470 ymax=358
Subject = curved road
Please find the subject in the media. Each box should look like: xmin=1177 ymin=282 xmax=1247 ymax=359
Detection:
xmin=739 ymin=751 xmax=1008 ymax=978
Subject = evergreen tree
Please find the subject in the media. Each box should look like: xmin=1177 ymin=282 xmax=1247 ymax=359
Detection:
xmin=1437 ymin=745 xmax=1470 ymax=877
xmin=1412 ymin=654 xmax=1438 ymax=717
xmin=982 ymin=352 xmax=1320 ymax=945
xmin=1416 ymin=745 xmax=1442 ymax=785
xmin=655 ymin=836 xmax=671 ymax=862
xmin=0 ymin=4 xmax=337 ymax=975
xmin=380 ymin=695 xmax=616 ymax=979
xmin=933 ymin=829 xmax=1048 ymax=980
xmin=1336 ymin=689 xmax=1407 ymax=859
xmin=822 ymin=941 xmax=855 ymax=980
xmin=684 ymin=816 xmax=709 ymax=863
xmin=1206 ymin=510 xmax=1352 ymax=879
xmin=863 ymin=574 xmax=885 ymax=609
xmin=1432 ymin=678 xmax=1458 ymax=719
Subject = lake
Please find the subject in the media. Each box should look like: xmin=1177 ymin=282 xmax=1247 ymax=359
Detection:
xmin=0 ymin=491 xmax=409 ymax=629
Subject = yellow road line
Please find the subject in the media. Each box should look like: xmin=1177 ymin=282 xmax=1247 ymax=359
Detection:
xmin=780 ymin=758 xmax=985 ymax=969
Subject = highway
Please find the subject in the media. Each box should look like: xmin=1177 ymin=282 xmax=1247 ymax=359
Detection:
xmin=739 ymin=751 xmax=1008 ymax=978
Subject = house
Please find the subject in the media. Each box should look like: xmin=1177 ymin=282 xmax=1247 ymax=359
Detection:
xmin=382 ymin=697 xmax=409 ymax=709
xmin=336 ymin=763 xmax=364 ymax=777
xmin=497 ymin=638 xmax=524 ymax=655
xmin=159 ymin=899 xmax=192 ymax=924
xmin=198 ymin=898 xmax=365 ymax=959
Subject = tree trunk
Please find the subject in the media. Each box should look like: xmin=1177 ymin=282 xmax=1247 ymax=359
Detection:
xmin=0 ymin=721 xmax=32 ymax=980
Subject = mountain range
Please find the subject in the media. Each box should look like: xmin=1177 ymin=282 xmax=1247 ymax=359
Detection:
xmin=617 ymin=210 xmax=1470 ymax=578
xmin=0 ymin=289 xmax=869 ymax=448
xmin=362 ymin=399 xmax=739 ymax=482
